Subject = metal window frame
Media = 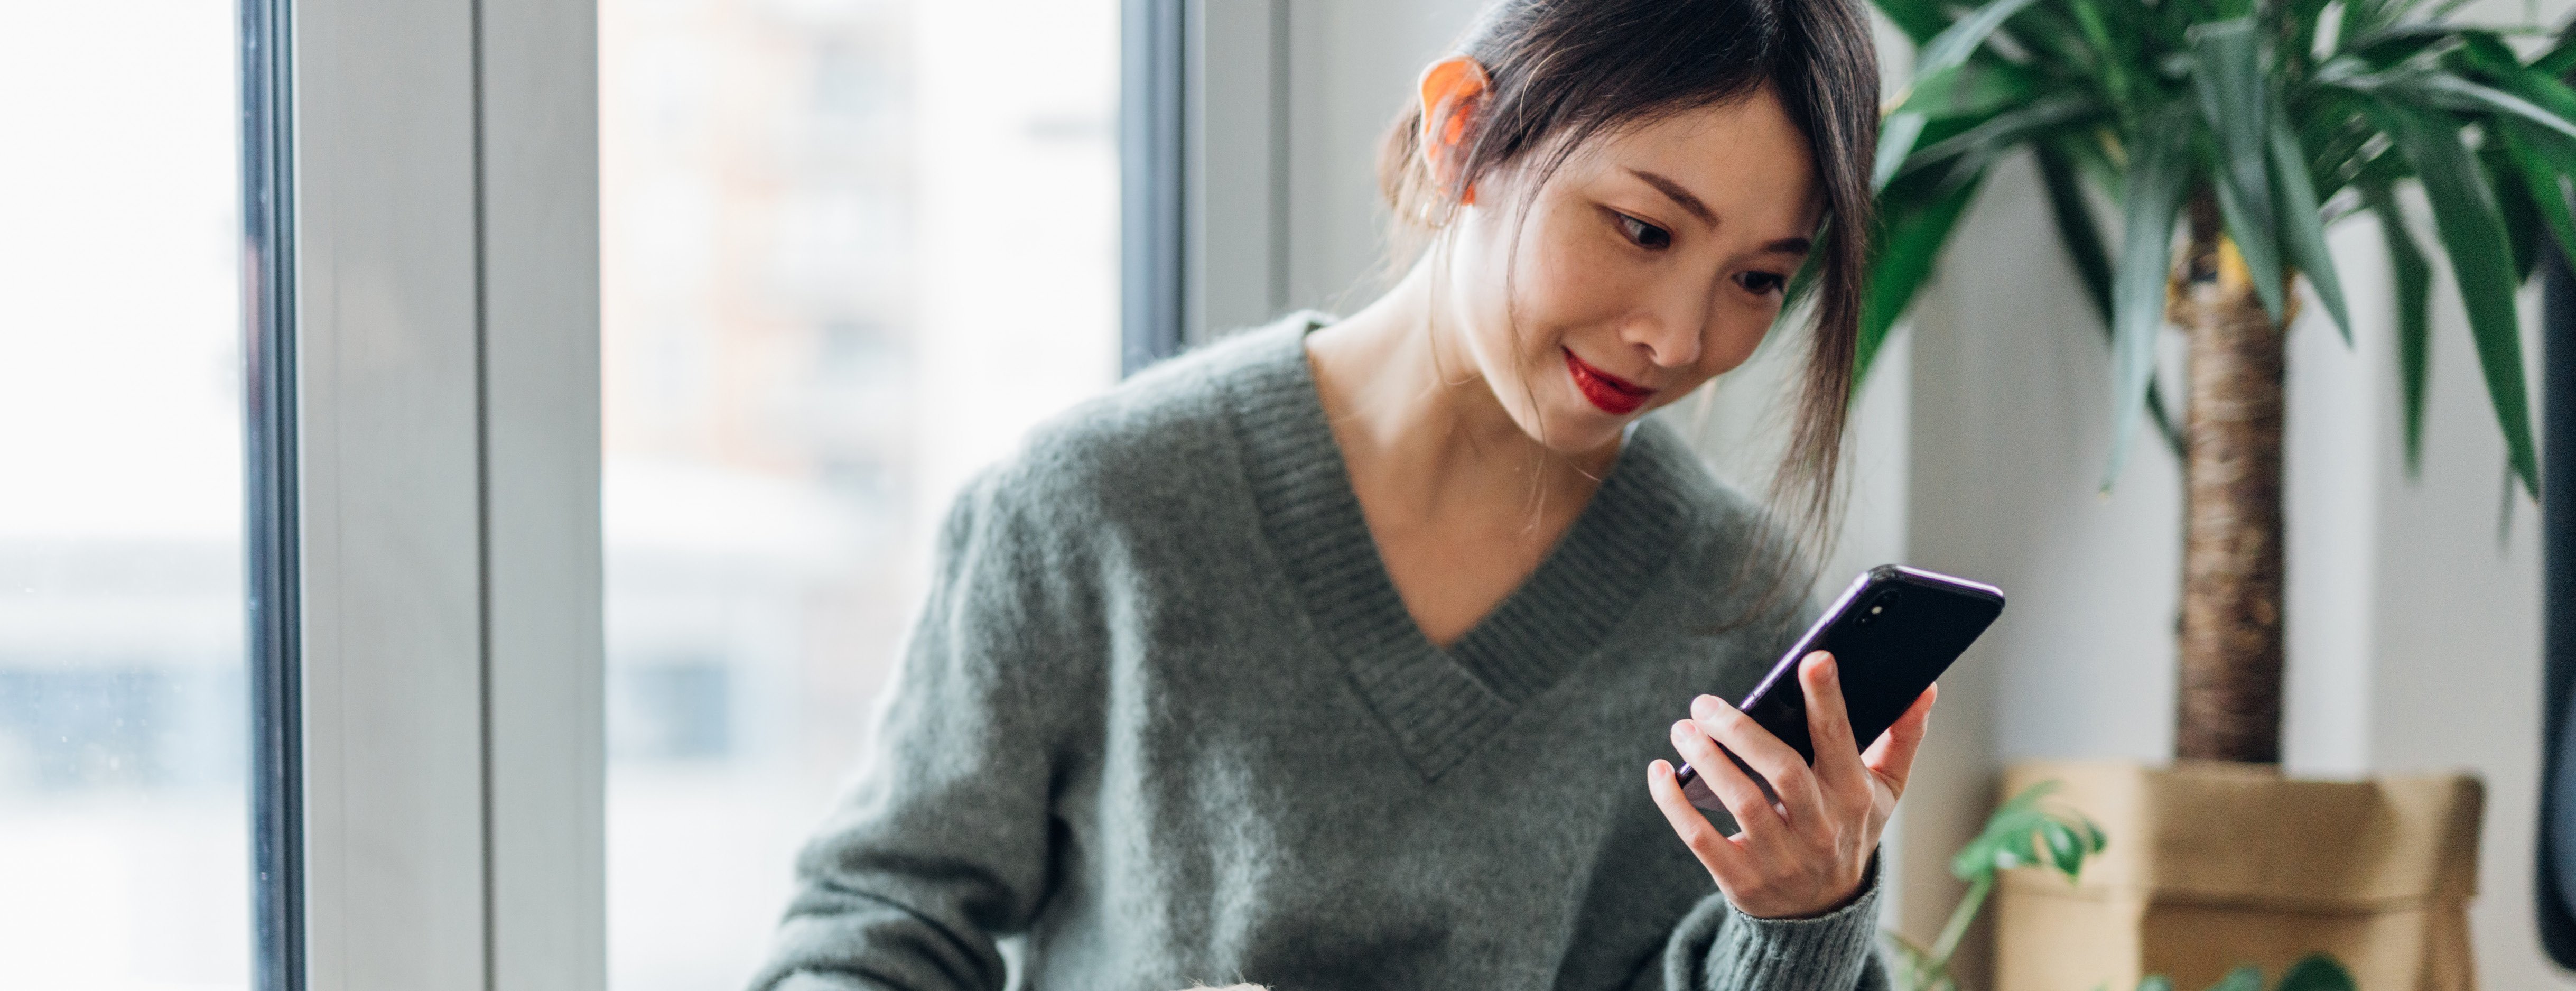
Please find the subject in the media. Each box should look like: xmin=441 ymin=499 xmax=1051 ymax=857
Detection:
xmin=278 ymin=0 xmax=602 ymax=987
xmin=1121 ymin=0 xmax=1189 ymax=375
xmin=1126 ymin=0 xmax=1292 ymax=373
xmin=242 ymin=0 xmax=303 ymax=983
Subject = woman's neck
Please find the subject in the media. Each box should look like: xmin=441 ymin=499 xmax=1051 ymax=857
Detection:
xmin=1304 ymin=261 xmax=1619 ymax=536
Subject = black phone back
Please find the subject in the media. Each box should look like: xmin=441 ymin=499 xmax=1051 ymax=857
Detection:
xmin=1738 ymin=564 xmax=2004 ymax=762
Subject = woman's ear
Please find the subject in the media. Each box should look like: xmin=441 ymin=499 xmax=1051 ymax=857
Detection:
xmin=1416 ymin=55 xmax=1491 ymax=206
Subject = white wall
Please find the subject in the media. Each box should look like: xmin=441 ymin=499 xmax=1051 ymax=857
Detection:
xmin=1279 ymin=0 xmax=1484 ymax=314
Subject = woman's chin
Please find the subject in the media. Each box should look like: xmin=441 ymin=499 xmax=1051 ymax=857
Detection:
xmin=1532 ymin=415 xmax=1631 ymax=460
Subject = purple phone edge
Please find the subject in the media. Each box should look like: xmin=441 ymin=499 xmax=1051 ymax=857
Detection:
xmin=1671 ymin=564 xmax=2001 ymax=806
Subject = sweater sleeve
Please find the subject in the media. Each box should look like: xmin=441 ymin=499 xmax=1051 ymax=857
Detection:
xmin=747 ymin=467 xmax=1098 ymax=991
xmin=1647 ymin=854 xmax=1891 ymax=991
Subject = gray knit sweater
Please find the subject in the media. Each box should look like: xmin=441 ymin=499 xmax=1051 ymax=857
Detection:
xmin=750 ymin=315 xmax=1889 ymax=991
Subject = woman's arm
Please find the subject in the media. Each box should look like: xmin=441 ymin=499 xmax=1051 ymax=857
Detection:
xmin=747 ymin=468 xmax=1099 ymax=991
xmin=1648 ymin=857 xmax=1891 ymax=991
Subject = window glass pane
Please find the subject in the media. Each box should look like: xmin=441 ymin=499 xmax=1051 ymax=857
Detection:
xmin=0 ymin=3 xmax=252 ymax=989
xmin=598 ymin=0 xmax=1120 ymax=985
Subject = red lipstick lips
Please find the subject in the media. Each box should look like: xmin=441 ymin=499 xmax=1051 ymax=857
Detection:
xmin=1564 ymin=348 xmax=1654 ymax=415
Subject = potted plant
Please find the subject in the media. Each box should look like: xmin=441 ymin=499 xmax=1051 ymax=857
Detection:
xmin=1854 ymin=0 xmax=2569 ymax=986
xmin=1898 ymin=781 xmax=2364 ymax=991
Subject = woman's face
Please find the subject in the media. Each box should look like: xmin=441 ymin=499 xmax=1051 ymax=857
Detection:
xmin=1431 ymin=87 xmax=1822 ymax=455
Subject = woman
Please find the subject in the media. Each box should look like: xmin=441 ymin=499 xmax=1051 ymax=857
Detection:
xmin=750 ymin=0 xmax=1924 ymax=988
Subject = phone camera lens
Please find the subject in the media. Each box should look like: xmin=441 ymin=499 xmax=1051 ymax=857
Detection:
xmin=1855 ymin=588 xmax=1900 ymax=626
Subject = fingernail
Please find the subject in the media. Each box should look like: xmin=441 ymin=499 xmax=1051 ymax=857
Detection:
xmin=1691 ymin=694 xmax=1721 ymax=719
xmin=1671 ymin=719 xmax=1695 ymax=740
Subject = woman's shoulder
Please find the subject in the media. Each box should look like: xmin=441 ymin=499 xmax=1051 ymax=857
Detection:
xmin=974 ymin=313 xmax=1324 ymax=528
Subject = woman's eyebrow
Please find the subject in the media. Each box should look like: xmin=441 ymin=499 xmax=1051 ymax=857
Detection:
xmin=1762 ymin=236 xmax=1812 ymax=256
xmin=1622 ymin=167 xmax=1715 ymax=226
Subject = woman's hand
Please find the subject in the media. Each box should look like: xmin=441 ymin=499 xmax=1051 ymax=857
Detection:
xmin=1644 ymin=651 xmax=1935 ymax=919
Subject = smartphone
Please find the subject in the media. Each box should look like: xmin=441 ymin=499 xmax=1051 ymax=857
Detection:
xmin=1676 ymin=564 xmax=2004 ymax=813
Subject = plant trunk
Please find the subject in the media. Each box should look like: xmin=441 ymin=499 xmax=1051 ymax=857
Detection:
xmin=2172 ymin=192 xmax=2286 ymax=764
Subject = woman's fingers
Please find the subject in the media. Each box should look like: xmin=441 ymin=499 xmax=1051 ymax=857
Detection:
xmin=1862 ymin=683 xmax=1938 ymax=795
xmin=1795 ymin=652 xmax=1871 ymax=809
xmin=1689 ymin=694 xmax=1825 ymax=824
xmin=1647 ymin=758 xmax=1757 ymax=885
xmin=1668 ymin=720 xmax=1780 ymax=838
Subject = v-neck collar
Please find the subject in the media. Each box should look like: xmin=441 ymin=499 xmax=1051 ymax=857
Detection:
xmin=1223 ymin=316 xmax=1693 ymax=780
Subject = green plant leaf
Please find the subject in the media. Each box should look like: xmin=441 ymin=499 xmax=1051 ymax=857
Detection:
xmin=1914 ymin=0 xmax=2045 ymax=82
xmin=2268 ymin=97 xmax=2354 ymax=345
xmin=2277 ymin=953 xmax=2359 ymax=991
xmin=2136 ymin=976 xmax=2174 ymax=991
xmin=2190 ymin=18 xmax=2286 ymax=321
xmin=2362 ymin=181 xmax=2434 ymax=471
xmin=2536 ymin=31 xmax=2576 ymax=80
xmin=2065 ymin=0 xmax=2134 ymax=113
xmin=2203 ymin=964 xmax=2263 ymax=991
xmin=2040 ymin=819 xmax=2087 ymax=876
xmin=2036 ymin=143 xmax=2186 ymax=455
xmin=1898 ymin=60 xmax=2047 ymax=122
xmin=2105 ymin=105 xmax=2194 ymax=492
xmin=1878 ymin=112 xmax=1930 ymax=192
xmin=2497 ymin=120 xmax=2576 ymax=264
xmin=1857 ymin=174 xmax=1986 ymax=384
xmin=2372 ymin=100 xmax=2542 ymax=496
xmin=2334 ymin=0 xmax=2432 ymax=54
xmin=2362 ymin=69 xmax=2576 ymax=145
xmin=2285 ymin=0 xmax=2336 ymax=67
xmin=1903 ymin=93 xmax=2109 ymax=189
xmin=2488 ymin=147 xmax=2545 ymax=281
xmin=1872 ymin=0 xmax=1953 ymax=47
xmin=2445 ymin=33 xmax=2576 ymax=125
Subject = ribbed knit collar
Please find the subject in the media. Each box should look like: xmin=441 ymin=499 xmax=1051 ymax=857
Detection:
xmin=1223 ymin=316 xmax=1693 ymax=780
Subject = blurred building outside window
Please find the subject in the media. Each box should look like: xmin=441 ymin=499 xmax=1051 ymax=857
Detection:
xmin=0 ymin=3 xmax=254 ymax=989
xmin=598 ymin=0 xmax=1122 ymax=986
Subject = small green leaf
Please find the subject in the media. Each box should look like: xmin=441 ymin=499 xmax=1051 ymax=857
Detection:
xmin=1857 ymin=175 xmax=1986 ymax=384
xmin=2190 ymin=18 xmax=2286 ymax=321
xmin=1913 ymin=0 xmax=2045 ymax=82
xmin=2362 ymin=181 xmax=2434 ymax=471
xmin=2372 ymin=100 xmax=2542 ymax=497
xmin=2105 ymin=105 xmax=2194 ymax=492
xmin=2136 ymin=976 xmax=2174 ymax=991
xmin=2277 ymin=953 xmax=2359 ymax=991
xmin=2204 ymin=964 xmax=2263 ymax=991
xmin=2268 ymin=97 xmax=2353 ymax=345
xmin=2040 ymin=819 xmax=2087 ymax=876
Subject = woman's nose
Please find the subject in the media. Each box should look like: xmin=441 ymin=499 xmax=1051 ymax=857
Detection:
xmin=1624 ymin=293 xmax=1708 ymax=369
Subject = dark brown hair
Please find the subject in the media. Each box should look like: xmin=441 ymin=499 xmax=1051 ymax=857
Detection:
xmin=1378 ymin=0 xmax=1882 ymax=613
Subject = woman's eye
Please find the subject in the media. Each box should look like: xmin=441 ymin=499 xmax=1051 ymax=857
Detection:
xmin=1737 ymin=271 xmax=1786 ymax=296
xmin=1615 ymin=213 xmax=1671 ymax=249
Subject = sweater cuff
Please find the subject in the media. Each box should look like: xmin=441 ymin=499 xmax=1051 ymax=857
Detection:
xmin=1672 ymin=852 xmax=1884 ymax=991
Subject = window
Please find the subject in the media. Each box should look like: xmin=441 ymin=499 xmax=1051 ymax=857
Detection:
xmin=598 ymin=0 xmax=1122 ymax=985
xmin=0 ymin=2 xmax=254 ymax=987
